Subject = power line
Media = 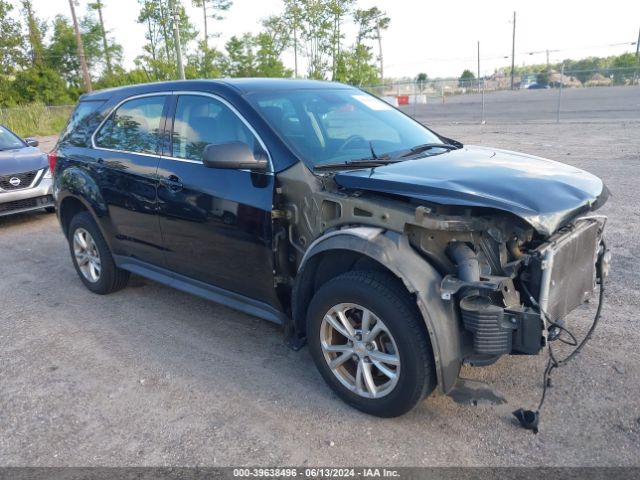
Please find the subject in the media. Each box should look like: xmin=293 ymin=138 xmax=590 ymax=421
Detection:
xmin=385 ymin=40 xmax=638 ymax=68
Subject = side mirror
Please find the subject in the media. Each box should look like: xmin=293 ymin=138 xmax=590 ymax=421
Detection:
xmin=25 ymin=137 xmax=39 ymax=147
xmin=202 ymin=142 xmax=267 ymax=171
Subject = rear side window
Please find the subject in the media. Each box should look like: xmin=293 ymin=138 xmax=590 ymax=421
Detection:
xmin=171 ymin=95 xmax=256 ymax=161
xmin=95 ymin=96 xmax=167 ymax=154
xmin=59 ymin=100 xmax=105 ymax=147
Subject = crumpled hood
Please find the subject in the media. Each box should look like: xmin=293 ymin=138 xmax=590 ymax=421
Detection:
xmin=334 ymin=145 xmax=607 ymax=235
xmin=0 ymin=146 xmax=48 ymax=176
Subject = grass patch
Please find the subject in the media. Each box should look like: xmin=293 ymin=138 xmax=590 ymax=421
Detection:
xmin=0 ymin=103 xmax=73 ymax=138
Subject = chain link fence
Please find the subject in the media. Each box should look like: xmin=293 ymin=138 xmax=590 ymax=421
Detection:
xmin=1 ymin=66 xmax=638 ymax=136
xmin=364 ymin=66 xmax=640 ymax=124
xmin=0 ymin=104 xmax=74 ymax=138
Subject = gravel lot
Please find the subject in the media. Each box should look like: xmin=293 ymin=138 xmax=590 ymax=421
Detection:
xmin=1 ymin=94 xmax=639 ymax=466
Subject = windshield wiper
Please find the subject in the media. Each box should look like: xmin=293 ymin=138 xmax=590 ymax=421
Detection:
xmin=314 ymin=157 xmax=400 ymax=171
xmin=399 ymin=143 xmax=460 ymax=158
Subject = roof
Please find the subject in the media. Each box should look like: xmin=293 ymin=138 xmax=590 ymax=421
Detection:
xmin=80 ymin=78 xmax=354 ymax=101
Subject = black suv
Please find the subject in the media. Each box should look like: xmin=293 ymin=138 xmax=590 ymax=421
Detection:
xmin=52 ymin=79 xmax=609 ymax=417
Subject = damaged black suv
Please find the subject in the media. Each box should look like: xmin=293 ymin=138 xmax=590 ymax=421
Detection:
xmin=52 ymin=79 xmax=610 ymax=417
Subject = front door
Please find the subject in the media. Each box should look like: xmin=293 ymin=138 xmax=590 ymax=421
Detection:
xmin=93 ymin=94 xmax=169 ymax=265
xmin=156 ymin=93 xmax=278 ymax=308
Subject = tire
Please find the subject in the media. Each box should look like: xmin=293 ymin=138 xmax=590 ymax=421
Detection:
xmin=307 ymin=270 xmax=436 ymax=417
xmin=67 ymin=211 xmax=129 ymax=294
xmin=45 ymin=206 xmax=56 ymax=213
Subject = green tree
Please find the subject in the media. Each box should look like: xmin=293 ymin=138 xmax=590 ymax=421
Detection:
xmin=333 ymin=6 xmax=386 ymax=86
xmin=136 ymin=0 xmax=197 ymax=80
xmin=255 ymin=33 xmax=292 ymax=78
xmin=536 ymin=69 xmax=550 ymax=87
xmin=21 ymin=0 xmax=46 ymax=67
xmin=188 ymin=46 xmax=225 ymax=79
xmin=611 ymin=52 xmax=636 ymax=85
xmin=254 ymin=16 xmax=292 ymax=77
xmin=93 ymin=66 xmax=151 ymax=89
xmin=88 ymin=1 xmax=122 ymax=77
xmin=327 ymin=0 xmax=354 ymax=80
xmin=416 ymin=72 xmax=428 ymax=92
xmin=0 ymin=76 xmax=19 ymax=107
xmin=284 ymin=0 xmax=333 ymax=79
xmin=192 ymin=0 xmax=231 ymax=49
xmin=81 ymin=13 xmax=123 ymax=77
xmin=459 ymin=69 xmax=475 ymax=87
xmin=45 ymin=15 xmax=112 ymax=89
xmin=223 ymin=34 xmax=257 ymax=77
xmin=0 ymin=0 xmax=27 ymax=74
xmin=12 ymin=67 xmax=73 ymax=105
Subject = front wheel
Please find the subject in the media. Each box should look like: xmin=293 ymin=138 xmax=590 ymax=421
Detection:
xmin=307 ymin=270 xmax=436 ymax=417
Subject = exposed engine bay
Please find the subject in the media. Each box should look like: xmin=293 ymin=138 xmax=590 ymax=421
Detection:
xmin=275 ymin=160 xmax=610 ymax=369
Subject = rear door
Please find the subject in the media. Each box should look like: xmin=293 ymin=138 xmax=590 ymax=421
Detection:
xmin=93 ymin=94 xmax=169 ymax=266
xmin=156 ymin=93 xmax=278 ymax=307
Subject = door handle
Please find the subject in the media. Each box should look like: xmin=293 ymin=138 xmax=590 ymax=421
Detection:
xmin=161 ymin=175 xmax=183 ymax=192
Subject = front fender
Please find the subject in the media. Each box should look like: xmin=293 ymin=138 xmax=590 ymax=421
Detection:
xmin=297 ymin=227 xmax=464 ymax=394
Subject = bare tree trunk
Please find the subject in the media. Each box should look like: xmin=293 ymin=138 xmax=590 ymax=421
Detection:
xmin=202 ymin=0 xmax=208 ymax=49
xmin=68 ymin=0 xmax=92 ymax=92
xmin=95 ymin=1 xmax=112 ymax=76
xmin=158 ymin=0 xmax=172 ymax=63
xmin=147 ymin=17 xmax=159 ymax=79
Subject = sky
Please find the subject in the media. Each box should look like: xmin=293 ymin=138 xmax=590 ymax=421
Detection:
xmin=22 ymin=0 xmax=640 ymax=79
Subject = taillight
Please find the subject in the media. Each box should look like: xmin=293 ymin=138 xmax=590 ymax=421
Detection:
xmin=48 ymin=150 xmax=58 ymax=176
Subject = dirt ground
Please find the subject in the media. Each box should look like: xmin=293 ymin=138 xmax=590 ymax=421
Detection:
xmin=1 ymin=119 xmax=639 ymax=466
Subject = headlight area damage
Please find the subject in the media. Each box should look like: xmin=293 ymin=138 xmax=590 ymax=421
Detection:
xmin=278 ymin=155 xmax=610 ymax=426
xmin=409 ymin=209 xmax=610 ymax=432
xmin=438 ymin=216 xmax=609 ymax=364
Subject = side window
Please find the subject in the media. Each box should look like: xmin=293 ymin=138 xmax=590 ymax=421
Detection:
xmin=59 ymin=100 xmax=105 ymax=147
xmin=94 ymin=96 xmax=166 ymax=154
xmin=172 ymin=95 xmax=256 ymax=161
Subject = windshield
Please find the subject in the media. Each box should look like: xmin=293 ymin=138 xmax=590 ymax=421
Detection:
xmin=247 ymin=89 xmax=444 ymax=167
xmin=0 ymin=126 xmax=26 ymax=151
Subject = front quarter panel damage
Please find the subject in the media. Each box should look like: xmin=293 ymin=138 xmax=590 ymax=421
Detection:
xmin=296 ymin=227 xmax=465 ymax=394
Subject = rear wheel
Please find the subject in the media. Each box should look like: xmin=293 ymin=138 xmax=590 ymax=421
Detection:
xmin=307 ymin=270 xmax=436 ymax=417
xmin=68 ymin=211 xmax=129 ymax=294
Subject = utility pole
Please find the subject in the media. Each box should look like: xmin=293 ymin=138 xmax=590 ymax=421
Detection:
xmin=91 ymin=1 xmax=112 ymax=76
xmin=556 ymin=63 xmax=564 ymax=123
xmin=634 ymin=27 xmax=640 ymax=85
xmin=68 ymin=0 xmax=92 ymax=92
xmin=477 ymin=40 xmax=481 ymax=93
xmin=510 ymin=11 xmax=516 ymax=90
xmin=546 ymin=49 xmax=549 ymax=68
xmin=169 ymin=0 xmax=185 ymax=80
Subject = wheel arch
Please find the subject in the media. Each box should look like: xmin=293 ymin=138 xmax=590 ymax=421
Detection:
xmin=293 ymin=227 xmax=464 ymax=394
xmin=56 ymin=166 xmax=114 ymax=246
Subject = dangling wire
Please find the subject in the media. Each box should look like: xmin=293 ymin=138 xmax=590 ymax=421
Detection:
xmin=517 ymin=247 xmax=606 ymax=426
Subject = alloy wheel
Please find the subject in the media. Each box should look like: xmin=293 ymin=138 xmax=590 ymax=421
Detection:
xmin=73 ymin=227 xmax=102 ymax=283
xmin=320 ymin=303 xmax=401 ymax=399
